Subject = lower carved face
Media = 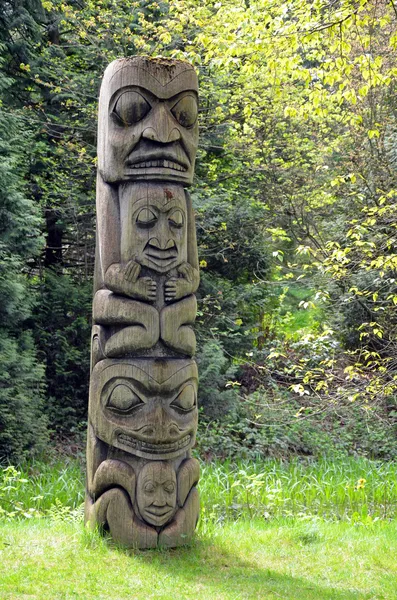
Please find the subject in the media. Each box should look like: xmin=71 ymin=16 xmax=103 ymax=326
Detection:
xmin=137 ymin=462 xmax=177 ymax=526
xmin=119 ymin=183 xmax=187 ymax=273
xmin=89 ymin=359 xmax=198 ymax=460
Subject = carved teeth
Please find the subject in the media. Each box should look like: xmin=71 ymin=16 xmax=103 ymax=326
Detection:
xmin=129 ymin=160 xmax=187 ymax=171
xmin=118 ymin=435 xmax=137 ymax=448
xmin=117 ymin=433 xmax=191 ymax=454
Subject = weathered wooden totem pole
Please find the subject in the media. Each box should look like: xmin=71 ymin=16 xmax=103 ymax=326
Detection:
xmin=85 ymin=57 xmax=200 ymax=548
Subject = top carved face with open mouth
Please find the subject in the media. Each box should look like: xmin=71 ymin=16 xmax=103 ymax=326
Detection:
xmin=97 ymin=57 xmax=199 ymax=185
xmin=117 ymin=88 xmax=197 ymax=175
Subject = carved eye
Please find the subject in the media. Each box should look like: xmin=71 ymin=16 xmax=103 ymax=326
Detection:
xmin=136 ymin=208 xmax=157 ymax=228
xmin=144 ymin=482 xmax=155 ymax=494
xmin=171 ymin=384 xmax=196 ymax=412
xmin=107 ymin=384 xmax=143 ymax=413
xmin=163 ymin=481 xmax=176 ymax=494
xmin=171 ymin=95 xmax=198 ymax=128
xmin=113 ymin=91 xmax=151 ymax=125
xmin=168 ymin=208 xmax=184 ymax=229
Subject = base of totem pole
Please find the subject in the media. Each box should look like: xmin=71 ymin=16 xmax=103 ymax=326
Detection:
xmin=85 ymin=358 xmax=200 ymax=549
xmin=84 ymin=485 xmax=199 ymax=549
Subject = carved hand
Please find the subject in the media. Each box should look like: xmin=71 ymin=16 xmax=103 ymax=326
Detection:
xmin=105 ymin=261 xmax=157 ymax=302
xmin=132 ymin=276 xmax=157 ymax=302
xmin=124 ymin=260 xmax=141 ymax=283
xmin=165 ymin=263 xmax=199 ymax=302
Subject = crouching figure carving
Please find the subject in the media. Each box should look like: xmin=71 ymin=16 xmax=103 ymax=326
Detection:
xmin=86 ymin=458 xmax=200 ymax=549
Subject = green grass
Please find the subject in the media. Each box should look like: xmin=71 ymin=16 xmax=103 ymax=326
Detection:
xmin=200 ymin=457 xmax=397 ymax=523
xmin=0 ymin=460 xmax=84 ymax=518
xmin=2 ymin=456 xmax=397 ymax=523
xmin=1 ymin=457 xmax=397 ymax=598
xmin=1 ymin=518 xmax=397 ymax=599
xmin=279 ymin=286 xmax=324 ymax=337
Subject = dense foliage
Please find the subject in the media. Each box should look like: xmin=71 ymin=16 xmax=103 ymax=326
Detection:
xmin=1 ymin=0 xmax=397 ymax=461
xmin=0 ymin=67 xmax=48 ymax=459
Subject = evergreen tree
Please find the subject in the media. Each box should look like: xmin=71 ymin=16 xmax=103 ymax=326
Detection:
xmin=0 ymin=69 xmax=48 ymax=460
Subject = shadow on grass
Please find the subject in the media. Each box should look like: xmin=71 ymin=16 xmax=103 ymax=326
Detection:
xmin=118 ymin=536 xmax=367 ymax=600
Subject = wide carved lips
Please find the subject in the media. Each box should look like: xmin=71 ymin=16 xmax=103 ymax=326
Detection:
xmin=144 ymin=243 xmax=178 ymax=268
xmin=145 ymin=506 xmax=173 ymax=516
xmin=128 ymin=159 xmax=187 ymax=172
xmin=118 ymin=432 xmax=191 ymax=455
xmin=126 ymin=152 xmax=189 ymax=172
xmin=142 ymin=505 xmax=175 ymax=526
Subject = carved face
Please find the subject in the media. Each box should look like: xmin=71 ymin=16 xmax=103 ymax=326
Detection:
xmin=136 ymin=462 xmax=177 ymax=526
xmin=98 ymin=57 xmax=198 ymax=185
xmin=89 ymin=359 xmax=198 ymax=460
xmin=119 ymin=183 xmax=187 ymax=273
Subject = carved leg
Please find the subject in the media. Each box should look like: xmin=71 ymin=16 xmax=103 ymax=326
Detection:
xmin=177 ymin=458 xmax=200 ymax=506
xmin=93 ymin=290 xmax=160 ymax=356
xmin=91 ymin=459 xmax=136 ymax=506
xmin=89 ymin=488 xmax=158 ymax=549
xmin=86 ymin=422 xmax=107 ymax=498
xmin=158 ymin=487 xmax=200 ymax=548
xmin=85 ymin=493 xmax=94 ymax=524
xmin=160 ymin=295 xmax=197 ymax=356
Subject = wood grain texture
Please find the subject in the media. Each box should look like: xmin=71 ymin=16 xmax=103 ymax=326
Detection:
xmin=86 ymin=57 xmax=200 ymax=548
xmin=97 ymin=57 xmax=198 ymax=185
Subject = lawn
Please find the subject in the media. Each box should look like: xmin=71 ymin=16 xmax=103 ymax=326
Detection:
xmin=1 ymin=457 xmax=397 ymax=599
xmin=1 ymin=518 xmax=397 ymax=599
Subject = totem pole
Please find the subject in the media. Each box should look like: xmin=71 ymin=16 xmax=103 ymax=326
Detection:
xmin=85 ymin=57 xmax=200 ymax=548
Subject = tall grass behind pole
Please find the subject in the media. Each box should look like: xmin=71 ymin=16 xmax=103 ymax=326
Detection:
xmin=199 ymin=457 xmax=397 ymax=524
xmin=1 ymin=456 xmax=396 ymax=524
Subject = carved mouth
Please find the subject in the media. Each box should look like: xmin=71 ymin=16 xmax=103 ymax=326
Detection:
xmin=145 ymin=251 xmax=178 ymax=268
xmin=125 ymin=140 xmax=191 ymax=174
xmin=145 ymin=248 xmax=178 ymax=261
xmin=117 ymin=433 xmax=191 ymax=454
xmin=128 ymin=159 xmax=187 ymax=172
xmin=145 ymin=506 xmax=173 ymax=517
xmin=146 ymin=257 xmax=178 ymax=269
xmin=144 ymin=242 xmax=178 ymax=269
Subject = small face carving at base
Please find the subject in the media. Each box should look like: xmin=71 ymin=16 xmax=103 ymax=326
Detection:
xmin=137 ymin=462 xmax=177 ymax=527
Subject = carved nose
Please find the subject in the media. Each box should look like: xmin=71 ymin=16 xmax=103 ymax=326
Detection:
xmin=168 ymin=424 xmax=180 ymax=438
xmin=142 ymin=105 xmax=181 ymax=144
xmin=139 ymin=425 xmax=155 ymax=436
xmin=153 ymin=420 xmax=180 ymax=440
xmin=149 ymin=216 xmax=175 ymax=249
xmin=153 ymin=490 xmax=167 ymax=506
xmin=142 ymin=126 xmax=181 ymax=144
xmin=149 ymin=238 xmax=175 ymax=251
